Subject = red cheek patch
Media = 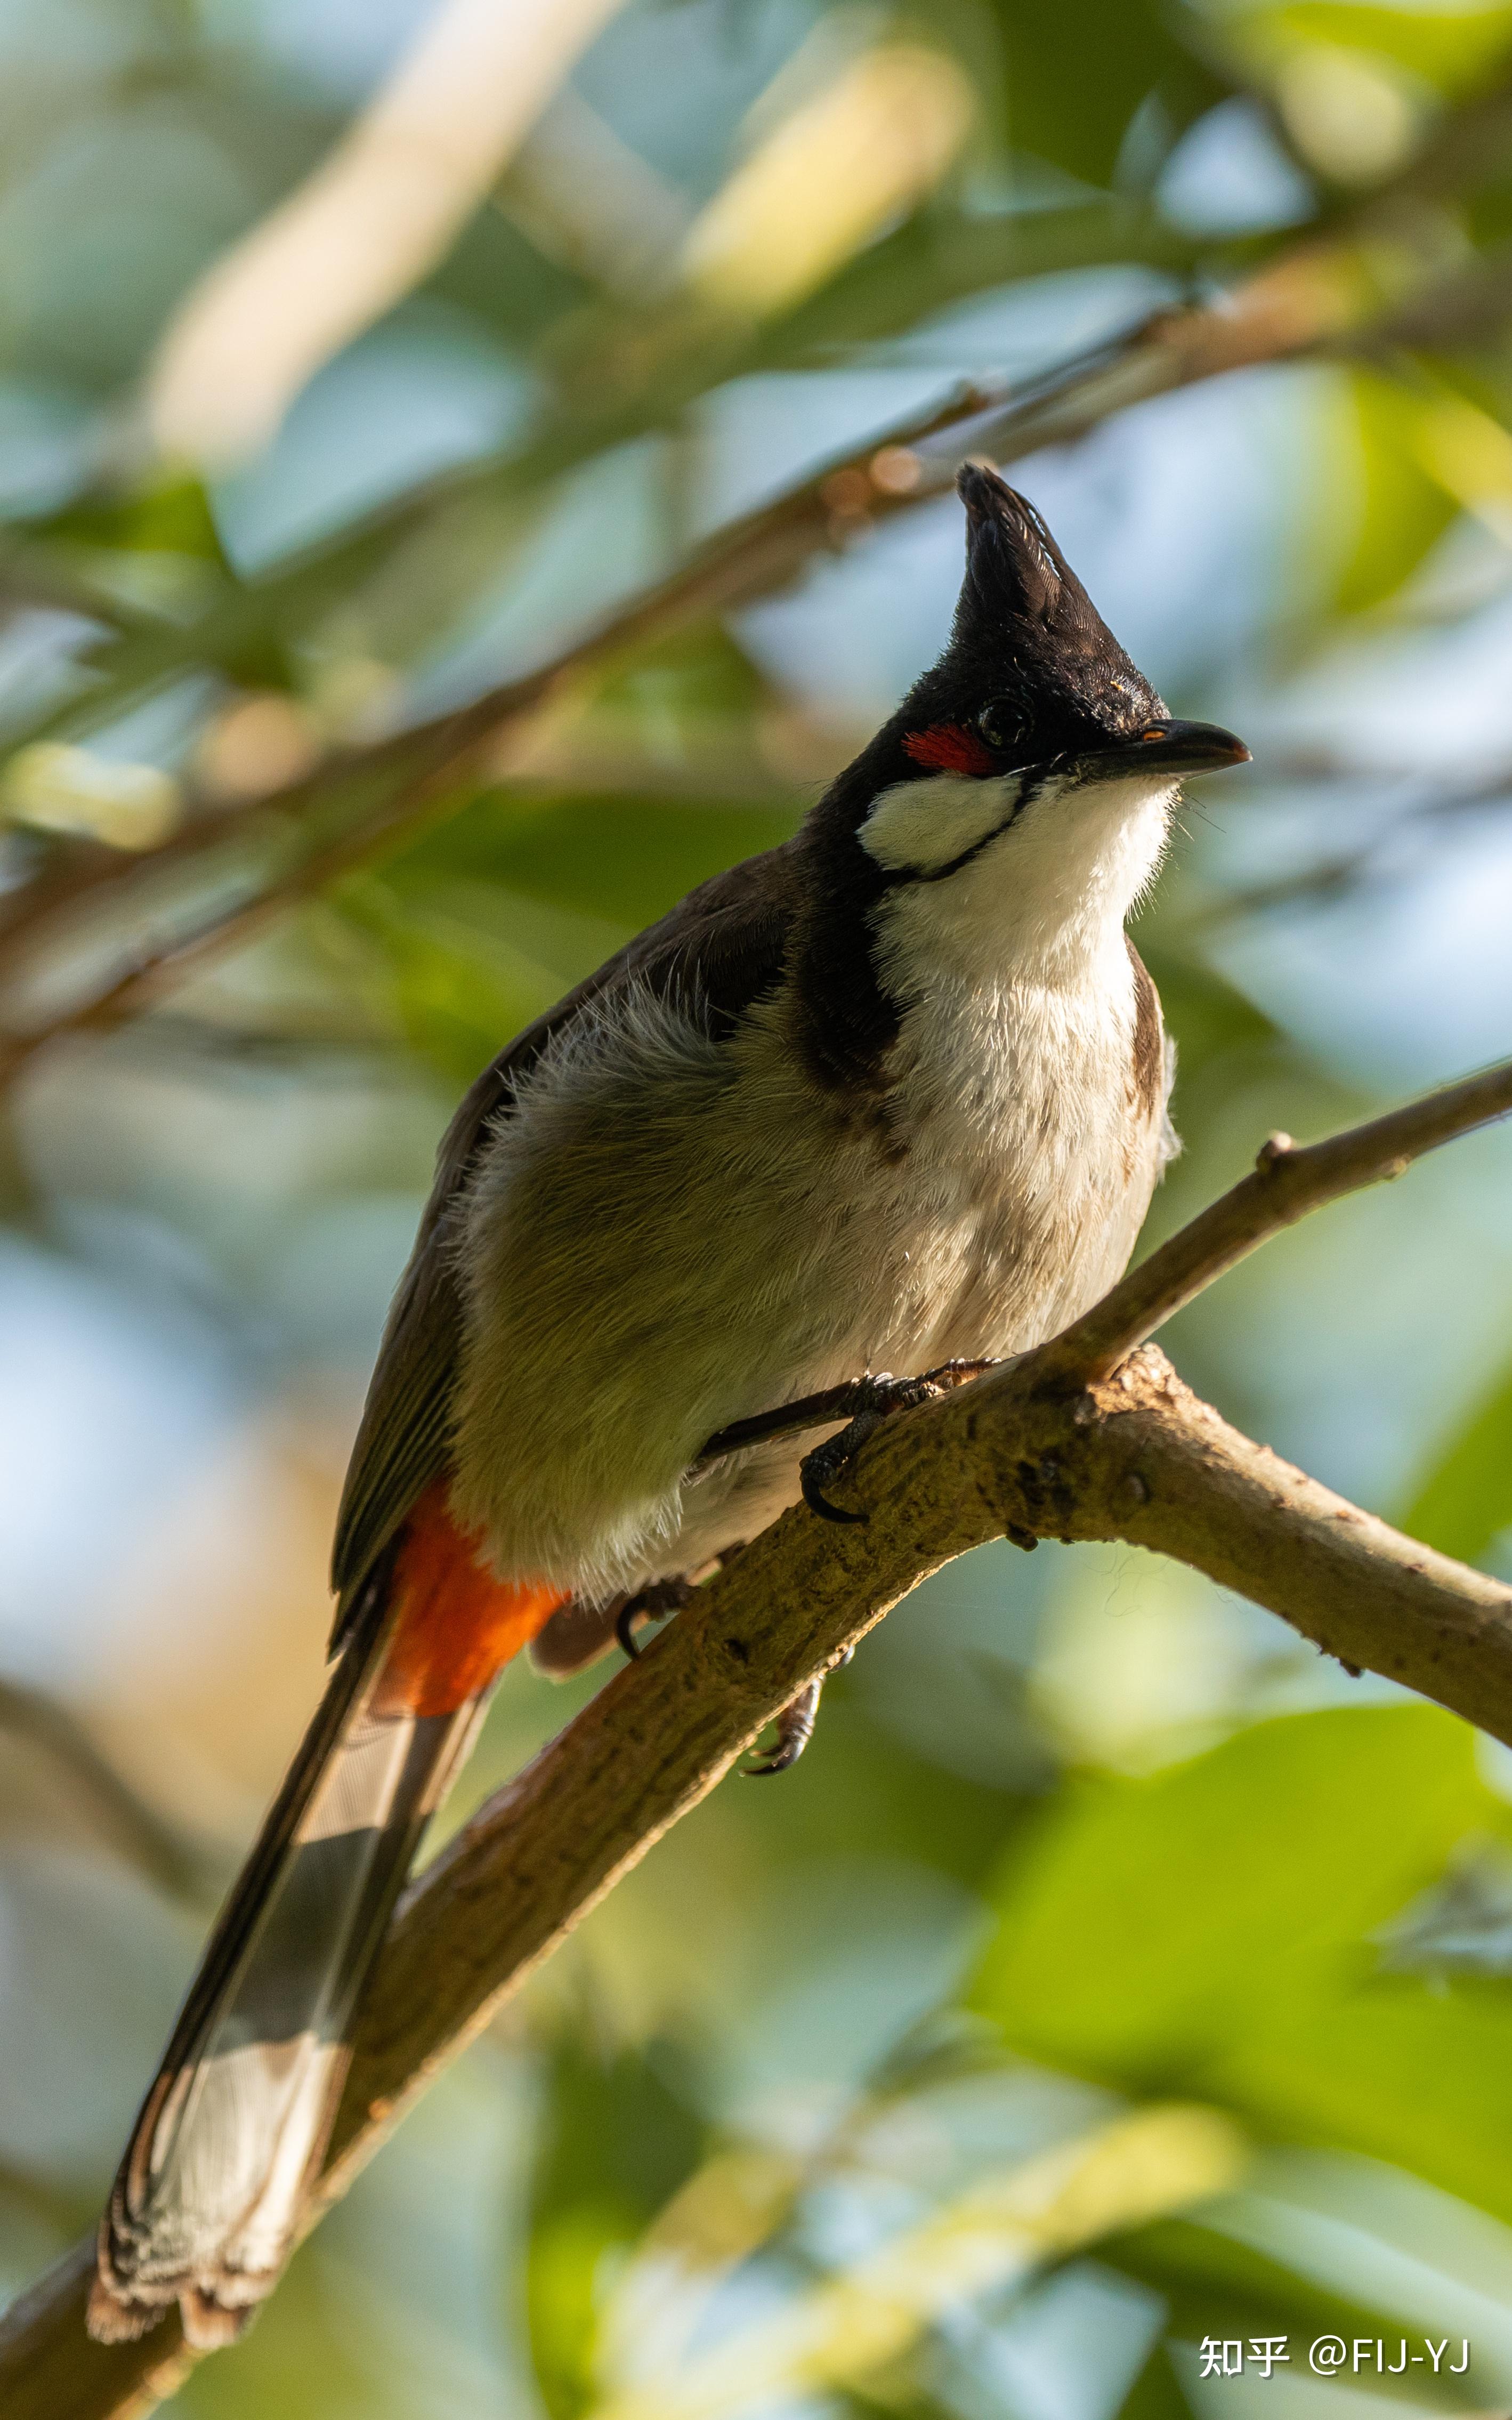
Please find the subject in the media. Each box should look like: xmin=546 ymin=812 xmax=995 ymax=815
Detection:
xmin=903 ymin=723 xmax=996 ymax=777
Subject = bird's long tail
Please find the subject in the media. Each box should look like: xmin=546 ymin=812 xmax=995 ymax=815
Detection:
xmin=88 ymin=1484 xmax=563 ymax=2350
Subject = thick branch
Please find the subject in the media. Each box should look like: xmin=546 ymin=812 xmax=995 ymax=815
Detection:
xmin=9 ymin=1061 xmax=1512 ymax=2415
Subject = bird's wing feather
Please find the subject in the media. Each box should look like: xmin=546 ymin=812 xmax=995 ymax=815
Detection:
xmin=329 ymin=840 xmax=798 ymax=1617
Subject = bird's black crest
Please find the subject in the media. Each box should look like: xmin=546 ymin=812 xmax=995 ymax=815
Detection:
xmin=944 ymin=462 xmax=1162 ymax=742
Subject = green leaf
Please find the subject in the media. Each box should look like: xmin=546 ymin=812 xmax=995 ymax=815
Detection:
xmin=385 ymin=789 xmax=801 ymax=934
xmin=1270 ymin=5 xmax=1512 ymax=96
xmin=1211 ymin=1978 xmax=1512 ymax=2229
xmin=45 ymin=472 xmax=230 ymax=567
xmin=1330 ymin=369 xmax=1459 ymax=616
xmin=525 ymin=2037 xmax=704 ymax=2420
xmin=334 ymin=868 xmax=629 ymax=1088
xmin=587 ymin=624 xmax=772 ymax=727
xmin=1399 ymin=1353 xmax=1512 ymax=1566
xmin=1134 ymin=942 xmax=1278 ymax=1086
xmin=968 ymin=1708 xmax=1486 ymax=2088
xmin=1114 ymin=2340 xmax=1196 ymax=2417
xmin=986 ymin=0 xmax=1224 ymax=186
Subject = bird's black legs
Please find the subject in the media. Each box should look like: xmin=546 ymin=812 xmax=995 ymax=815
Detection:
xmin=795 ymin=1362 xmax=1001 ymax=1522
xmin=798 ymin=1375 xmax=950 ymax=1524
xmin=629 ymin=1363 xmax=996 ymax=1774
xmin=695 ymin=1359 xmax=997 ymax=1515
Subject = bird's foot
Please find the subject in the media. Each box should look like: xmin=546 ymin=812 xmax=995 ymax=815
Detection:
xmin=743 ymin=1649 xmax=854 ymax=1777
xmin=799 ymin=1361 xmax=994 ymax=1524
xmin=694 ymin=1359 xmax=997 ymax=1483
xmin=615 ymin=1577 xmax=694 ymax=1660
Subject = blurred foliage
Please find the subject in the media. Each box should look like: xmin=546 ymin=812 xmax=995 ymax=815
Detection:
xmin=969 ymin=1708 xmax=1484 ymax=2087
xmin=527 ymin=2039 xmax=705 ymax=2418
xmin=1330 ymin=370 xmax=1462 ymax=616
xmin=4 ymin=0 xmax=1512 ymax=2415
xmin=1403 ymin=1357 xmax=1512 ymax=1563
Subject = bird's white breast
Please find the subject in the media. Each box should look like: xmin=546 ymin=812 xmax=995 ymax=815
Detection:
xmin=860 ymin=766 xmax=1176 ymax=1352
xmin=877 ymin=941 xmax=1166 ymax=1366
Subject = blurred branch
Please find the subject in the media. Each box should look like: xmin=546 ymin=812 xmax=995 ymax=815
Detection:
xmin=0 ymin=1678 xmax=219 ymax=1905
xmin=585 ymin=2101 xmax=1243 ymax=2420
xmin=1 ymin=216 xmax=1490 ymax=1091
xmin=1188 ymin=763 xmax=1512 ymax=929
xmin=0 ymin=203 xmax=1190 ymax=788
xmin=8 ymin=1062 xmax=1512 ymax=2413
xmin=6 ymin=58 xmax=1510 ymax=774
xmin=147 ymin=0 xmax=628 ymax=465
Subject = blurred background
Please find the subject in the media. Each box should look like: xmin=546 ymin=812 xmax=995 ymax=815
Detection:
xmin=4 ymin=0 xmax=1512 ymax=2412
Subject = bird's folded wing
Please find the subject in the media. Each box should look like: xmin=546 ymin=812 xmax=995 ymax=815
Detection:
xmin=328 ymin=841 xmax=799 ymax=1624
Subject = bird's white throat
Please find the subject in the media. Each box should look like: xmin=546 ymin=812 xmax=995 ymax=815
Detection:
xmin=863 ymin=765 xmax=1176 ymax=993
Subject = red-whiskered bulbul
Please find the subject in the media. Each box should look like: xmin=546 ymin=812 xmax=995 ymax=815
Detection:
xmin=88 ymin=464 xmax=1248 ymax=2346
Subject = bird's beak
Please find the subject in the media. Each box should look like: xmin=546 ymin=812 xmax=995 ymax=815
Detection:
xmin=1077 ymin=718 xmax=1251 ymax=780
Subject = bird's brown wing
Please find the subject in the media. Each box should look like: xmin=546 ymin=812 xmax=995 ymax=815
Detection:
xmin=328 ymin=840 xmax=799 ymax=1627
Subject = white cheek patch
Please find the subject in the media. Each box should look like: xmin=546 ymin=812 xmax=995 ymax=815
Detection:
xmin=859 ymin=771 xmax=1024 ymax=874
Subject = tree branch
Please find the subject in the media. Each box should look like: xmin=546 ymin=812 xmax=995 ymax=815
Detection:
xmin=6 ymin=1063 xmax=1512 ymax=2417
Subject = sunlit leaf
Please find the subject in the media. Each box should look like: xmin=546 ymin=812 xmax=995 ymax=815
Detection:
xmin=1268 ymin=4 xmax=1512 ymax=95
xmin=1400 ymin=1353 xmax=1512 ymax=1566
xmin=968 ymin=1708 xmax=1487 ymax=2087
xmin=680 ymin=45 xmax=976 ymax=320
xmin=46 ymin=473 xmax=229 ymax=567
xmin=1329 ymin=369 xmax=1460 ymax=614
xmin=584 ymin=2107 xmax=1243 ymax=2420
xmin=1210 ymin=1979 xmax=1512 ymax=2227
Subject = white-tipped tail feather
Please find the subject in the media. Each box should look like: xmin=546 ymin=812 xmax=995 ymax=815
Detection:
xmin=90 ymin=1488 xmax=562 ymax=2349
xmin=90 ymin=1654 xmax=487 ymax=2346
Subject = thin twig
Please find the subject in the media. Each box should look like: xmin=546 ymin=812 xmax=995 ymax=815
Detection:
xmin=1042 ymin=1053 xmax=1512 ymax=1385
xmin=0 ymin=1679 xmax=217 ymax=1905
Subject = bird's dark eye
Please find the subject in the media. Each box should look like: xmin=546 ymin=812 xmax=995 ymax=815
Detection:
xmin=977 ymin=696 xmax=1029 ymax=754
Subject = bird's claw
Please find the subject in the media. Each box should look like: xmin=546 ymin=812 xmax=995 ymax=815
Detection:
xmin=614 ymin=1576 xmax=693 ymax=1660
xmin=743 ymin=1648 xmax=854 ymax=1776
xmin=744 ymin=1679 xmax=821 ymax=1774
xmin=801 ymin=1413 xmax=879 ymax=1523
xmin=798 ymin=1365 xmax=982 ymax=1523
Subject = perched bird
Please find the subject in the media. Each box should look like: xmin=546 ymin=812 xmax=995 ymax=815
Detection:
xmin=90 ymin=463 xmax=1248 ymax=2348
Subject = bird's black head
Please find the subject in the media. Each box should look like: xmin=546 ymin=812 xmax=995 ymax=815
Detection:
xmin=889 ymin=462 xmax=1249 ymax=793
xmin=794 ymin=464 xmax=1248 ymax=1092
